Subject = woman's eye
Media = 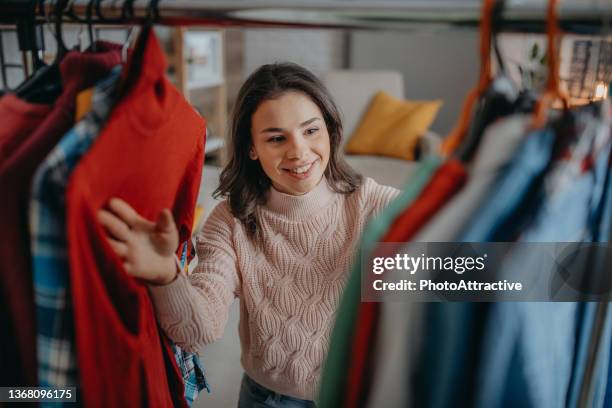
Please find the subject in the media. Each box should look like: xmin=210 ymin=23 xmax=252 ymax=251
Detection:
xmin=305 ymin=127 xmax=319 ymax=135
xmin=268 ymin=135 xmax=285 ymax=143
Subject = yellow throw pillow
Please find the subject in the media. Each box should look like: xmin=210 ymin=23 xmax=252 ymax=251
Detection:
xmin=345 ymin=91 xmax=442 ymax=161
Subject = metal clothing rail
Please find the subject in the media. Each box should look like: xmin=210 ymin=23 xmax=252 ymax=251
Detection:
xmin=1 ymin=0 xmax=612 ymax=33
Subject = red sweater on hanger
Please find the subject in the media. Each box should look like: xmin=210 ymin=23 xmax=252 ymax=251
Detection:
xmin=65 ymin=29 xmax=204 ymax=408
xmin=345 ymin=158 xmax=468 ymax=407
xmin=0 ymin=94 xmax=50 ymax=165
xmin=0 ymin=44 xmax=121 ymax=387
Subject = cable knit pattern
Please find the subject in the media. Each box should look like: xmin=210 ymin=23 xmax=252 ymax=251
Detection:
xmin=149 ymin=177 xmax=399 ymax=400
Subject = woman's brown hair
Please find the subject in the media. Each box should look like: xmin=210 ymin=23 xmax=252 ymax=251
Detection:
xmin=214 ymin=62 xmax=362 ymax=237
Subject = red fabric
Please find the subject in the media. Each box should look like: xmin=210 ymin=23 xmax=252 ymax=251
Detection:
xmin=344 ymin=301 xmax=379 ymax=408
xmin=0 ymin=44 xmax=121 ymax=387
xmin=0 ymin=94 xmax=51 ymax=164
xmin=381 ymin=159 xmax=468 ymax=242
xmin=65 ymin=29 xmax=204 ymax=408
xmin=345 ymin=159 xmax=468 ymax=407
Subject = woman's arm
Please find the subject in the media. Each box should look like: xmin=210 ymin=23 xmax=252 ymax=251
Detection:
xmin=148 ymin=203 xmax=240 ymax=352
xmin=98 ymin=199 xmax=240 ymax=353
xmin=363 ymin=177 xmax=401 ymax=218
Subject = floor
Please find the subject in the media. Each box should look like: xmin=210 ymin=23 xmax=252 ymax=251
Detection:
xmin=193 ymin=165 xmax=244 ymax=408
xmin=193 ymin=302 xmax=243 ymax=408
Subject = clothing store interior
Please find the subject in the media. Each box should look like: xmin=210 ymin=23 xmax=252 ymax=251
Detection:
xmin=1 ymin=0 xmax=611 ymax=407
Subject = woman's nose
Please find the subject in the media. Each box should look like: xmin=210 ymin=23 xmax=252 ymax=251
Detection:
xmin=286 ymin=135 xmax=308 ymax=159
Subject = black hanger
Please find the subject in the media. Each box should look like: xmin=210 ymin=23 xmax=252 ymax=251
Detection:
xmin=86 ymin=0 xmax=97 ymax=52
xmin=122 ymin=0 xmax=136 ymax=22
xmin=454 ymin=0 xmax=523 ymax=163
xmin=52 ymin=0 xmax=68 ymax=63
xmin=14 ymin=0 xmax=68 ymax=103
xmin=116 ymin=0 xmax=159 ymax=100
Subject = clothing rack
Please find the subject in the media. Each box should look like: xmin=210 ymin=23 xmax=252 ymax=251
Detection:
xmin=0 ymin=0 xmax=610 ymax=406
xmin=0 ymin=1 xmax=611 ymax=34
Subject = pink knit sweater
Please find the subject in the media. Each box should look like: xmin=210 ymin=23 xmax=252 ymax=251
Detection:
xmin=149 ymin=177 xmax=399 ymax=400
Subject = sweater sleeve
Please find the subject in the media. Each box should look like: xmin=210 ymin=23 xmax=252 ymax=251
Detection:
xmin=363 ymin=177 xmax=401 ymax=218
xmin=148 ymin=201 xmax=240 ymax=352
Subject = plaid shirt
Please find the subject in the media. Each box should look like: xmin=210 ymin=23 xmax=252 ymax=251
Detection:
xmin=29 ymin=66 xmax=208 ymax=405
xmin=30 ymin=67 xmax=122 ymax=393
xmin=175 ymin=240 xmax=210 ymax=406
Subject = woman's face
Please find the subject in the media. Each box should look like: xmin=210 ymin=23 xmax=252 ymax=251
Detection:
xmin=250 ymin=91 xmax=331 ymax=195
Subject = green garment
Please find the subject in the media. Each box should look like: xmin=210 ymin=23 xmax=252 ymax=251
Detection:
xmin=318 ymin=154 xmax=443 ymax=407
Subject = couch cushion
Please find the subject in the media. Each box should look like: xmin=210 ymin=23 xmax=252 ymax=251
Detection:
xmin=345 ymin=91 xmax=442 ymax=161
xmin=344 ymin=154 xmax=418 ymax=190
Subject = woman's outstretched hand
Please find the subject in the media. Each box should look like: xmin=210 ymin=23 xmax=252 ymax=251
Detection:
xmin=97 ymin=198 xmax=179 ymax=285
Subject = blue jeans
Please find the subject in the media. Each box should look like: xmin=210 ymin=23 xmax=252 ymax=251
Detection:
xmin=238 ymin=374 xmax=316 ymax=408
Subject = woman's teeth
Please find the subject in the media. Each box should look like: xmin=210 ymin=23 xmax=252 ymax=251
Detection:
xmin=291 ymin=163 xmax=312 ymax=174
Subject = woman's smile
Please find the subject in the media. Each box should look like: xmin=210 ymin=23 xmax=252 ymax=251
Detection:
xmin=281 ymin=158 xmax=320 ymax=180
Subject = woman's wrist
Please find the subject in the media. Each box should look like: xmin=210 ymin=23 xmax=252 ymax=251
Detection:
xmin=150 ymin=255 xmax=181 ymax=286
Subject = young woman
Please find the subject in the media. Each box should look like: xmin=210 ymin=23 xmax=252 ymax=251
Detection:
xmin=98 ymin=62 xmax=399 ymax=407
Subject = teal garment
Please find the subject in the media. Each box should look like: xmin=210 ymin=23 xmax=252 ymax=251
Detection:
xmin=317 ymin=154 xmax=442 ymax=407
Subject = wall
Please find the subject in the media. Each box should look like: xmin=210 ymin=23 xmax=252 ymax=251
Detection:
xmin=243 ymin=28 xmax=347 ymax=78
xmin=349 ymin=27 xmax=480 ymax=136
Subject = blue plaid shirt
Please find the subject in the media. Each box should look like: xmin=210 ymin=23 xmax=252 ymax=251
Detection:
xmin=30 ymin=67 xmax=122 ymax=395
xmin=29 ymin=66 xmax=208 ymax=406
xmin=175 ymin=240 xmax=210 ymax=405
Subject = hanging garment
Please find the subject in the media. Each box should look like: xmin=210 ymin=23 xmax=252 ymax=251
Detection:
xmin=454 ymin=75 xmax=525 ymax=162
xmin=413 ymin=114 xmax=532 ymax=242
xmin=0 ymin=93 xmax=51 ymax=388
xmin=0 ymin=94 xmax=51 ymax=165
xmin=66 ymin=75 xmax=210 ymax=406
xmin=474 ymin=113 xmax=611 ymax=408
xmin=0 ymin=42 xmax=121 ymax=387
xmin=599 ymin=139 xmax=612 ymax=408
xmin=64 ymin=29 xmax=204 ymax=408
xmin=365 ymin=303 xmax=422 ymax=408
xmin=343 ymin=158 xmax=467 ymax=408
xmin=366 ymin=114 xmax=533 ymax=408
xmin=460 ymin=125 xmax=559 ymax=241
xmin=558 ymin=104 xmax=612 ymax=408
xmin=317 ymin=154 xmax=441 ymax=408
xmin=418 ymin=121 xmax=572 ymax=408
xmin=380 ymin=159 xmax=467 ymax=243
xmin=171 ymin=342 xmax=209 ymax=407
xmin=29 ymin=67 xmax=121 ymax=394
xmin=413 ymin=112 xmax=576 ymax=408
xmin=172 ymin=241 xmax=210 ymax=406
xmin=417 ymin=106 xmax=611 ymax=408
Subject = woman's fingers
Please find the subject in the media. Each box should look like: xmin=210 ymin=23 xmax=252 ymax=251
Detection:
xmin=98 ymin=209 xmax=132 ymax=242
xmin=108 ymin=198 xmax=154 ymax=229
xmin=155 ymin=209 xmax=176 ymax=234
xmin=106 ymin=237 xmax=128 ymax=258
xmin=123 ymin=262 xmax=133 ymax=274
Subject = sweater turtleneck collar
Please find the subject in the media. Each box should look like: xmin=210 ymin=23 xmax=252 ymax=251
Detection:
xmin=264 ymin=177 xmax=337 ymax=219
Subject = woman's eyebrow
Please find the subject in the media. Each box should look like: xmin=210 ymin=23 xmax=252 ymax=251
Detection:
xmin=260 ymin=117 xmax=321 ymax=134
xmin=299 ymin=117 xmax=321 ymax=127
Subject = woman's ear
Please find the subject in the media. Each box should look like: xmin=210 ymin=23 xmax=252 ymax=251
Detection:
xmin=249 ymin=147 xmax=258 ymax=160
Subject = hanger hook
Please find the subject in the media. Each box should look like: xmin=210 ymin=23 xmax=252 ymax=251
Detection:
xmin=531 ymin=0 xmax=570 ymax=129
xmin=146 ymin=0 xmax=160 ymax=23
xmin=53 ymin=0 xmax=69 ymax=62
xmin=86 ymin=0 xmax=97 ymax=51
xmin=440 ymin=0 xmax=496 ymax=156
xmin=122 ymin=0 xmax=136 ymax=21
xmin=492 ymin=0 xmax=507 ymax=75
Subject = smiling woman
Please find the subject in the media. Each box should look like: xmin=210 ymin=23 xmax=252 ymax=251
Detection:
xmin=98 ymin=62 xmax=400 ymax=407
xmin=216 ymin=62 xmax=362 ymax=237
xmin=249 ymin=92 xmax=330 ymax=195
